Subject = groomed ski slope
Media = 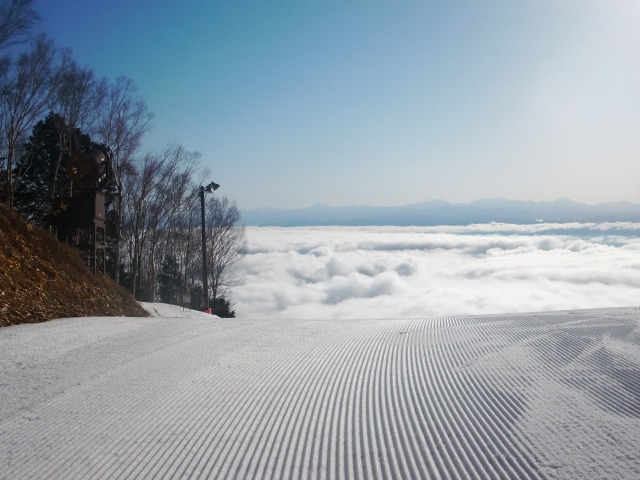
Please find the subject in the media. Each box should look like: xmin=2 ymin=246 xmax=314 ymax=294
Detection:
xmin=1 ymin=306 xmax=640 ymax=479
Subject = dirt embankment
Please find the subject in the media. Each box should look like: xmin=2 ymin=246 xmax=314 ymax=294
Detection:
xmin=0 ymin=204 xmax=147 ymax=327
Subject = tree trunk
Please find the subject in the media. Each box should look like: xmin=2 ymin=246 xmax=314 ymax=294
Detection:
xmin=149 ymin=243 xmax=157 ymax=302
xmin=114 ymin=191 xmax=122 ymax=283
xmin=5 ymin=138 xmax=15 ymax=209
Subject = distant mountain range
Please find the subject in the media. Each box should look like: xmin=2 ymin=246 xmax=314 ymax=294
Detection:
xmin=241 ymin=198 xmax=640 ymax=226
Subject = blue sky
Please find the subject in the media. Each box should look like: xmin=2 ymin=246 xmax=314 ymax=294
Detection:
xmin=36 ymin=1 xmax=640 ymax=209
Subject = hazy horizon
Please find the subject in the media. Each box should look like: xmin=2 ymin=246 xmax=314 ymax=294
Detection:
xmin=240 ymin=197 xmax=640 ymax=228
xmin=243 ymin=196 xmax=640 ymax=211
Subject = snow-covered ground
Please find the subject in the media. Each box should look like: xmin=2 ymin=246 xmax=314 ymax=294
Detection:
xmin=1 ymin=305 xmax=640 ymax=479
xmin=139 ymin=302 xmax=220 ymax=319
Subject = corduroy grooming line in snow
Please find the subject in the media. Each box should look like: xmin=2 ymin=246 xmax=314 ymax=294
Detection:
xmin=1 ymin=306 xmax=640 ymax=479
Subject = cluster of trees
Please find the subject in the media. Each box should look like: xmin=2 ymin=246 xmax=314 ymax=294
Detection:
xmin=0 ymin=0 xmax=245 ymax=316
xmin=117 ymin=142 xmax=245 ymax=314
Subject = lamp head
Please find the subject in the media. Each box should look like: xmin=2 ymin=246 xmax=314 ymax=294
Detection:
xmin=204 ymin=181 xmax=220 ymax=193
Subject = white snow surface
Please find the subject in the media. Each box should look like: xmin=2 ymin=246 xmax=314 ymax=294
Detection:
xmin=2 ymin=306 xmax=640 ymax=479
xmin=140 ymin=302 xmax=220 ymax=319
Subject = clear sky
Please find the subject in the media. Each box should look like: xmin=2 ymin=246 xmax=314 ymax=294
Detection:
xmin=36 ymin=1 xmax=640 ymax=209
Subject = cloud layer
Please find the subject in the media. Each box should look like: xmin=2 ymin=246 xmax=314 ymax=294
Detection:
xmin=234 ymin=223 xmax=640 ymax=319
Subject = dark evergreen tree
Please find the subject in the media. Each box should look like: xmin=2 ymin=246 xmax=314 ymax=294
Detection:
xmin=158 ymin=254 xmax=182 ymax=305
xmin=189 ymin=285 xmax=203 ymax=311
xmin=13 ymin=112 xmax=90 ymax=227
xmin=12 ymin=114 xmax=61 ymax=224
xmin=210 ymin=297 xmax=235 ymax=318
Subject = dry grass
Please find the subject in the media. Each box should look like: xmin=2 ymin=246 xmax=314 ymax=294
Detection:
xmin=0 ymin=204 xmax=147 ymax=327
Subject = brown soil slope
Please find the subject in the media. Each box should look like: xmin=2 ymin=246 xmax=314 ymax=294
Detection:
xmin=0 ymin=204 xmax=147 ymax=327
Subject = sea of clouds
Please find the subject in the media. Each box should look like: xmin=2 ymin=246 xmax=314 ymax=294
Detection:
xmin=233 ymin=223 xmax=640 ymax=319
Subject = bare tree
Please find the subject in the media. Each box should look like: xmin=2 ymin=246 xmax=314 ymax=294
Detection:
xmin=176 ymin=189 xmax=203 ymax=305
xmin=204 ymin=195 xmax=246 ymax=304
xmin=120 ymin=153 xmax=154 ymax=296
xmin=120 ymin=143 xmax=199 ymax=300
xmin=54 ymin=53 xmax=106 ymax=132
xmin=0 ymin=34 xmax=60 ymax=207
xmin=145 ymin=144 xmax=200 ymax=301
xmin=0 ymin=0 xmax=38 ymax=51
xmin=95 ymin=76 xmax=153 ymax=282
xmin=45 ymin=53 xmax=106 ymax=200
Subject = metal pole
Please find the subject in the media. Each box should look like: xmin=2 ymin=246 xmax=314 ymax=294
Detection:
xmin=200 ymin=186 xmax=209 ymax=310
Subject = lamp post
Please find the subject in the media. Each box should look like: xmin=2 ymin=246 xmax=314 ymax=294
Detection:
xmin=200 ymin=181 xmax=220 ymax=310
